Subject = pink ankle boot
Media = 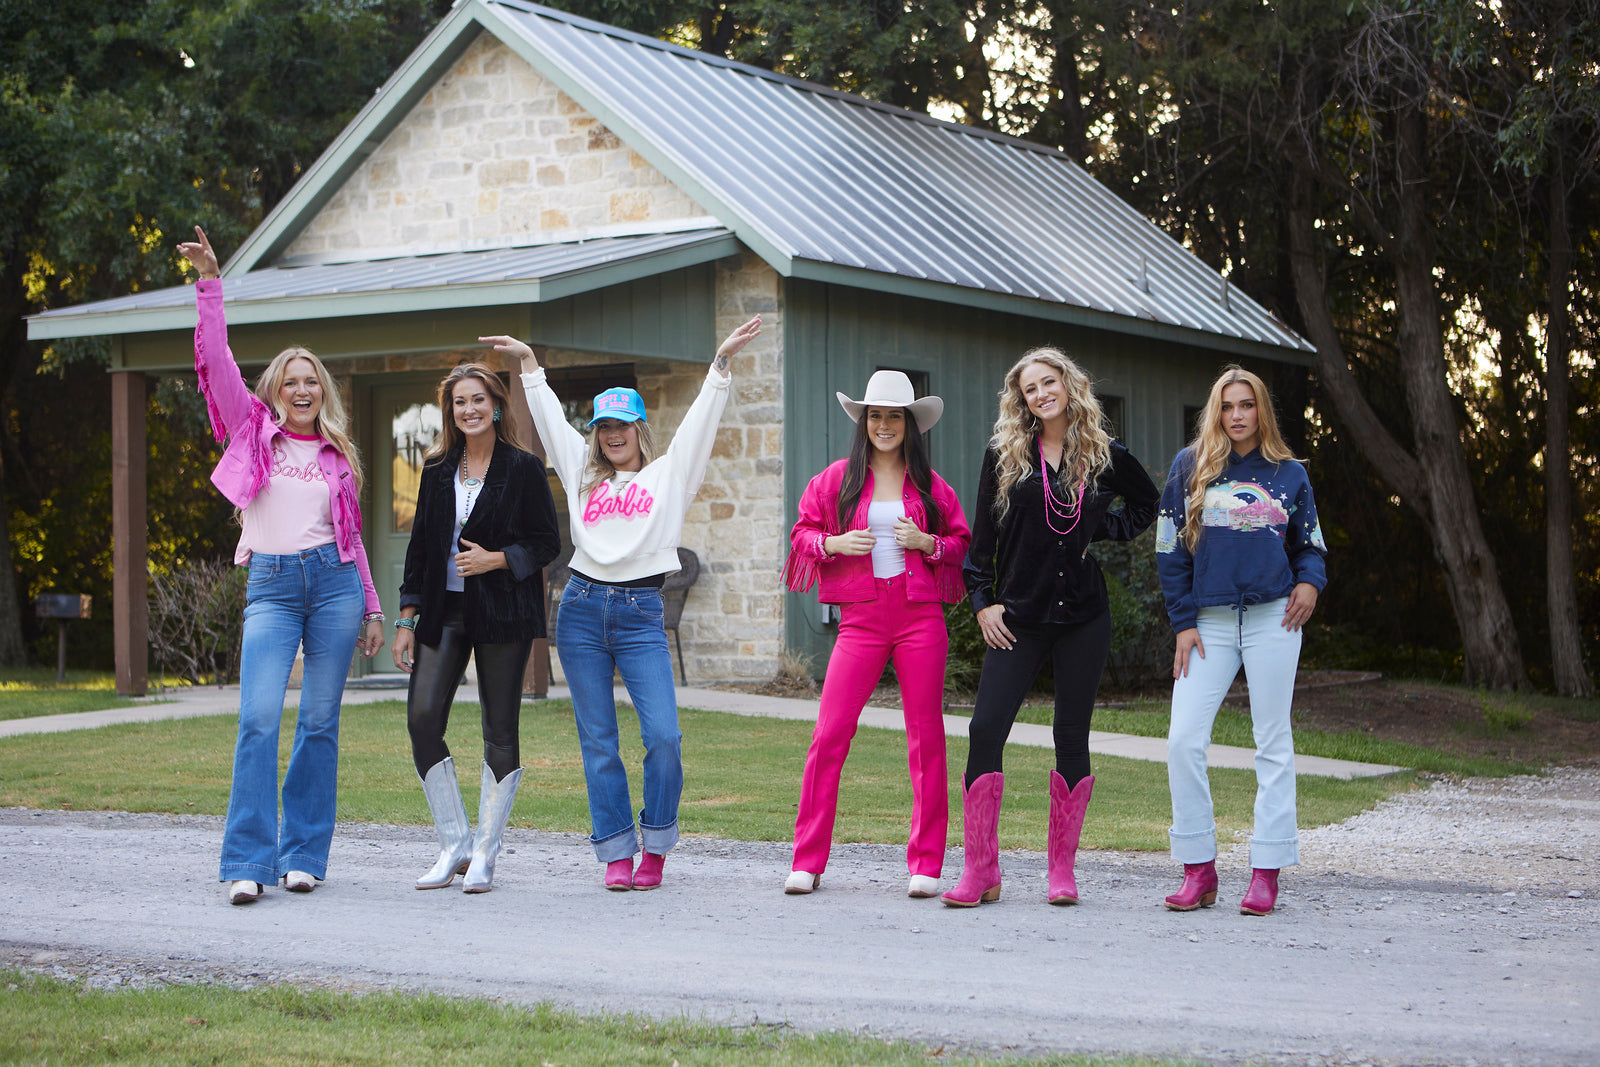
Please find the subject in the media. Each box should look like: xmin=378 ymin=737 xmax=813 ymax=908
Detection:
xmin=941 ymin=772 xmax=1004 ymax=907
xmin=1239 ymin=867 xmax=1279 ymax=915
xmin=633 ymin=852 xmax=665 ymax=890
xmin=604 ymin=858 xmax=634 ymax=891
xmin=1164 ymin=861 xmax=1219 ymax=911
xmin=1047 ymin=772 xmax=1094 ymax=905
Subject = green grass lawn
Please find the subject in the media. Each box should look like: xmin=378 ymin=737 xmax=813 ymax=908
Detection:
xmin=0 ymin=696 xmax=1414 ymax=852
xmin=0 ymin=669 xmax=169 ymax=722
xmin=0 ymin=972 xmax=1195 ymax=1067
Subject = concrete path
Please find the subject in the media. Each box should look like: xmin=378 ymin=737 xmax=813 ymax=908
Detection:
xmin=0 ymin=680 xmax=1402 ymax=778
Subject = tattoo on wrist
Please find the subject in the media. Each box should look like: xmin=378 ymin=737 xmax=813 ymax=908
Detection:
xmin=714 ymin=351 xmax=729 ymax=373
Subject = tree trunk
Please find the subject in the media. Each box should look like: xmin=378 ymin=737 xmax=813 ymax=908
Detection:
xmin=1387 ymin=101 xmax=1525 ymax=689
xmin=1286 ymin=148 xmax=1526 ymax=689
xmin=1543 ymin=151 xmax=1593 ymax=696
xmin=0 ymin=460 xmax=27 ymax=667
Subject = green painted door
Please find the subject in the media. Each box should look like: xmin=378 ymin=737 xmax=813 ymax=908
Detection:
xmin=368 ymin=379 xmax=444 ymax=676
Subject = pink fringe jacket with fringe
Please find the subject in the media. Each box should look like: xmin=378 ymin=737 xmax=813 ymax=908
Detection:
xmin=194 ymin=278 xmax=381 ymax=616
xmin=783 ymin=459 xmax=971 ymax=605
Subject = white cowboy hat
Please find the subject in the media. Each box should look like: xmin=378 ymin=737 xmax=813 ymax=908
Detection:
xmin=835 ymin=370 xmax=944 ymax=431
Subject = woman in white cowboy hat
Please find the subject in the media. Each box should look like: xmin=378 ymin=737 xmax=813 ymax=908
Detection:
xmin=782 ymin=370 xmax=971 ymax=898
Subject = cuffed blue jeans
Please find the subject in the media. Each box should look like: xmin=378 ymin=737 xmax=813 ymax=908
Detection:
xmin=1167 ymin=598 xmax=1302 ymax=870
xmin=219 ymin=544 xmax=363 ymax=884
xmin=556 ymin=575 xmax=682 ymax=862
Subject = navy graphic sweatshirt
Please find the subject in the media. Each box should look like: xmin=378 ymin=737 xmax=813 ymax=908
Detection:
xmin=1155 ymin=446 xmax=1328 ymax=633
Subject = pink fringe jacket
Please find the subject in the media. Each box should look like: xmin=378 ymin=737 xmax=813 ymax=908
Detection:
xmin=194 ymin=279 xmax=381 ymax=616
xmin=784 ymin=459 xmax=971 ymax=605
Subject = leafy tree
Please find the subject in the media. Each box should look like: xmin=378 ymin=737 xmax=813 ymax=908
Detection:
xmin=0 ymin=0 xmax=454 ymax=666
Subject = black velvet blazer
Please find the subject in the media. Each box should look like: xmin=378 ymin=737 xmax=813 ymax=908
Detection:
xmin=399 ymin=439 xmax=562 ymax=646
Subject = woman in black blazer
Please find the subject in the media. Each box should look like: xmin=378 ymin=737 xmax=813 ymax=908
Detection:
xmin=391 ymin=363 xmax=561 ymax=894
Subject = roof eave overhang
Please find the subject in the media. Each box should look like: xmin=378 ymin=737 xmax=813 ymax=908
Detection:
xmin=787 ymin=260 xmax=1316 ymax=365
xmin=27 ymin=232 xmax=743 ymax=340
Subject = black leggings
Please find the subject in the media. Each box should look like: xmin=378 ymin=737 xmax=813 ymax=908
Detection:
xmin=407 ymin=595 xmax=533 ymax=781
xmin=963 ymin=609 xmax=1112 ymax=791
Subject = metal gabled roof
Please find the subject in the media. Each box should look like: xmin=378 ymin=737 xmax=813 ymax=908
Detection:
xmin=483 ymin=0 xmax=1311 ymax=356
xmin=27 ymin=229 xmax=738 ymax=339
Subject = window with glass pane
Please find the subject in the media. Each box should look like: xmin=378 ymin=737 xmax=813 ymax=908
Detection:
xmin=392 ymin=402 xmax=442 ymax=533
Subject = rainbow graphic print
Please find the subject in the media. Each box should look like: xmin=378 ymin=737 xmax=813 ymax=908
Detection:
xmin=1200 ymin=481 xmax=1290 ymax=531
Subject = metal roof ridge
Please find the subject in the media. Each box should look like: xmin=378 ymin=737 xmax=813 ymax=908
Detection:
xmin=487 ymin=0 xmax=1077 ymax=162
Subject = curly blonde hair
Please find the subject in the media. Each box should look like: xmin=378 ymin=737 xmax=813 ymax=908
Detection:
xmin=255 ymin=346 xmax=363 ymax=494
xmin=989 ymin=347 xmax=1111 ymax=523
xmin=1182 ymin=366 xmax=1299 ymax=550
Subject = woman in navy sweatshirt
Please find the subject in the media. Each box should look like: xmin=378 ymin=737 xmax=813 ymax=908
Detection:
xmin=1155 ymin=366 xmax=1328 ymax=916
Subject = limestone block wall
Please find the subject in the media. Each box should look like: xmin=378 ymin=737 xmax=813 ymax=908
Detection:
xmin=283 ymin=32 xmax=710 ymax=261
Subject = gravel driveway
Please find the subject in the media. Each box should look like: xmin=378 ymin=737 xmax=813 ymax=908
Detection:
xmin=3 ymin=765 xmax=1596 ymax=1066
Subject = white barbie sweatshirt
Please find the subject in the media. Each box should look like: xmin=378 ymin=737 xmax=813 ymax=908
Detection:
xmin=521 ymin=366 xmax=730 ymax=583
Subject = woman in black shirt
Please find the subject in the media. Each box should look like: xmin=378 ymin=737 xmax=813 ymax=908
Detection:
xmin=943 ymin=347 xmax=1158 ymax=908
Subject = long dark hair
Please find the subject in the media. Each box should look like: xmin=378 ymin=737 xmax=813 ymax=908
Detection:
xmin=424 ymin=364 xmax=526 ymax=461
xmin=836 ymin=410 xmax=943 ymax=536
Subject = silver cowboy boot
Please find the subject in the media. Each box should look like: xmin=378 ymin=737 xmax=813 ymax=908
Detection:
xmin=463 ymin=763 xmax=523 ymax=894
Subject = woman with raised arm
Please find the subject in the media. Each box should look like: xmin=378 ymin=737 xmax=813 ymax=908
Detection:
xmin=177 ymin=226 xmax=385 ymax=906
xmin=1156 ymin=366 xmax=1327 ymax=917
xmin=781 ymin=371 xmax=971 ymax=898
xmin=481 ymin=316 xmax=761 ymax=891
xmin=390 ymin=364 xmax=560 ymax=894
xmin=944 ymin=347 xmax=1158 ymax=908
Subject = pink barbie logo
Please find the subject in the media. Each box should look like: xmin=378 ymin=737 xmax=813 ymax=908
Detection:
xmin=583 ymin=481 xmax=654 ymax=524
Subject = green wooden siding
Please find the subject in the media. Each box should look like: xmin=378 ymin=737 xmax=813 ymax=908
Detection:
xmin=781 ymin=278 xmax=1295 ymax=667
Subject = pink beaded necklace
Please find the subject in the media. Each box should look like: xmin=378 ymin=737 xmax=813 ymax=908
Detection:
xmin=1040 ymin=440 xmax=1086 ymax=535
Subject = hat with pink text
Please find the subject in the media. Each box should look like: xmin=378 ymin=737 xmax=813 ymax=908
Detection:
xmin=587 ymin=387 xmax=648 ymax=426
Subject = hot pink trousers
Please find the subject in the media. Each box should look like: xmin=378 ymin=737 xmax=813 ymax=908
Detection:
xmin=791 ymin=574 xmax=949 ymax=878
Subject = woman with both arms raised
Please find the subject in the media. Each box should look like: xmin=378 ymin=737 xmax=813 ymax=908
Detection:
xmin=481 ymin=315 xmax=761 ymax=891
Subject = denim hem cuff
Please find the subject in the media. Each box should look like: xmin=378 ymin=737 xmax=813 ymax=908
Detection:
xmin=1249 ymin=838 xmax=1300 ymax=869
xmin=219 ymin=864 xmax=278 ymax=883
xmin=277 ymin=856 xmax=328 ymax=880
xmin=1169 ymin=826 xmax=1218 ymax=864
xmin=640 ymin=819 xmax=679 ymax=855
xmin=591 ymin=823 xmax=639 ymax=863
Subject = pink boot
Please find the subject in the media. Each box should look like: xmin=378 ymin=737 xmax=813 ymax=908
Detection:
xmin=1239 ymin=867 xmax=1280 ymax=915
xmin=1047 ymin=771 xmax=1094 ymax=905
xmin=632 ymin=852 xmax=665 ymax=890
xmin=1164 ymin=861 xmax=1219 ymax=911
xmin=941 ymin=772 xmax=1004 ymax=907
xmin=604 ymin=858 xmax=634 ymax=891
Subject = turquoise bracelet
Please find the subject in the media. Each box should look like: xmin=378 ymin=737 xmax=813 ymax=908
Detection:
xmin=396 ymin=616 xmax=418 ymax=631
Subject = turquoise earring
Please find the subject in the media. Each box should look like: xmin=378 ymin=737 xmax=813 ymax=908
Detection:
xmin=493 ymin=407 xmax=502 ymax=422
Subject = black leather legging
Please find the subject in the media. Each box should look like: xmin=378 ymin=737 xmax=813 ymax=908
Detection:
xmin=962 ymin=609 xmax=1112 ymax=791
xmin=407 ymin=595 xmax=533 ymax=781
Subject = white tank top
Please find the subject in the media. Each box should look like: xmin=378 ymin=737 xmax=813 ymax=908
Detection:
xmin=867 ymin=500 xmax=906 ymax=579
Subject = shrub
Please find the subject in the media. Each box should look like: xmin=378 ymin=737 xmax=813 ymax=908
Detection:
xmin=148 ymin=559 xmax=247 ymax=686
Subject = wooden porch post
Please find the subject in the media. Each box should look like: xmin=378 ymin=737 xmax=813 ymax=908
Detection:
xmin=507 ymin=346 xmax=551 ymax=698
xmin=111 ymin=370 xmax=148 ymax=696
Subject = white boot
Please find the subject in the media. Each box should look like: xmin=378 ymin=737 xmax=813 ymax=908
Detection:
xmin=463 ymin=764 xmax=522 ymax=894
xmin=416 ymin=757 xmax=473 ymax=890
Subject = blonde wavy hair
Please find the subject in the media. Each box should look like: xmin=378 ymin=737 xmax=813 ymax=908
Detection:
xmin=255 ymin=346 xmax=364 ymax=494
xmin=989 ymin=347 xmax=1111 ymax=523
xmin=1182 ymin=366 xmax=1298 ymax=550
xmin=581 ymin=417 xmax=657 ymax=498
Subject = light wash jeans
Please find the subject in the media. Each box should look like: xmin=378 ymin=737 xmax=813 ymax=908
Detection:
xmin=219 ymin=544 xmax=362 ymax=884
xmin=556 ymin=574 xmax=682 ymax=862
xmin=1167 ymin=597 xmax=1301 ymax=869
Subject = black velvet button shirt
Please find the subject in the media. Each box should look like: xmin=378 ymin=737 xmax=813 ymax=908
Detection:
xmin=963 ymin=440 xmax=1159 ymax=627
